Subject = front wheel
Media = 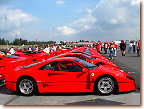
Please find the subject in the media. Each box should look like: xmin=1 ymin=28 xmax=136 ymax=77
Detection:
xmin=16 ymin=77 xmax=37 ymax=96
xmin=94 ymin=76 xmax=117 ymax=95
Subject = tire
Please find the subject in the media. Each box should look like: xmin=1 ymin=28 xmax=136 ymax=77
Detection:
xmin=16 ymin=77 xmax=37 ymax=96
xmin=94 ymin=76 xmax=117 ymax=95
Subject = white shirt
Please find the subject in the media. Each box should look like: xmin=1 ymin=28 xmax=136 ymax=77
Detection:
xmin=10 ymin=48 xmax=15 ymax=54
xmin=129 ymin=43 xmax=133 ymax=47
xmin=43 ymin=47 xmax=50 ymax=54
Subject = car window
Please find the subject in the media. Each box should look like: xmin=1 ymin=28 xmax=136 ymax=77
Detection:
xmin=57 ymin=61 xmax=82 ymax=72
xmin=39 ymin=62 xmax=59 ymax=71
xmin=72 ymin=62 xmax=83 ymax=72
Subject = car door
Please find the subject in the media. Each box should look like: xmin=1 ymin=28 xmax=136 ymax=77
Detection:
xmin=40 ymin=61 xmax=90 ymax=92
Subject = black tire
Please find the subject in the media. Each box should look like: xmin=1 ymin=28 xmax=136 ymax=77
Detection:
xmin=93 ymin=75 xmax=117 ymax=95
xmin=16 ymin=77 xmax=38 ymax=96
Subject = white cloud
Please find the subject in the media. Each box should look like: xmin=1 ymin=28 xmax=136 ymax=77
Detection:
xmin=57 ymin=14 xmax=96 ymax=37
xmin=0 ymin=5 xmax=38 ymax=29
xmin=56 ymin=0 xmax=140 ymax=41
xmin=57 ymin=26 xmax=79 ymax=36
xmin=0 ymin=5 xmax=39 ymax=41
xmin=56 ymin=0 xmax=64 ymax=5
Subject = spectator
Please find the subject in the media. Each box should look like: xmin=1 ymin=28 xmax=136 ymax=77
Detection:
xmin=133 ymin=41 xmax=136 ymax=53
xmin=107 ymin=42 xmax=110 ymax=53
xmin=137 ymin=41 xmax=140 ymax=56
xmin=43 ymin=45 xmax=50 ymax=54
xmin=28 ymin=46 xmax=32 ymax=51
xmin=120 ymin=40 xmax=126 ymax=56
xmin=31 ymin=46 xmax=34 ymax=52
xmin=51 ymin=44 xmax=56 ymax=52
xmin=4 ymin=49 xmax=7 ymax=55
xmin=96 ymin=43 xmax=101 ymax=53
xmin=104 ymin=42 xmax=108 ymax=54
xmin=128 ymin=43 xmax=133 ymax=53
xmin=109 ymin=42 xmax=114 ymax=59
xmin=113 ymin=42 xmax=117 ymax=57
xmin=10 ymin=47 xmax=15 ymax=54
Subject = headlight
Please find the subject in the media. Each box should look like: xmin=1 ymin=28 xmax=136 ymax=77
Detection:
xmin=126 ymin=76 xmax=135 ymax=81
xmin=0 ymin=75 xmax=2 ymax=78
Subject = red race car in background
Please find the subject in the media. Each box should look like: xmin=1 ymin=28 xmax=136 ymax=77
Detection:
xmin=56 ymin=52 xmax=118 ymax=68
xmin=5 ymin=57 xmax=135 ymax=96
xmin=71 ymin=47 xmax=107 ymax=60
xmin=0 ymin=55 xmax=33 ymax=84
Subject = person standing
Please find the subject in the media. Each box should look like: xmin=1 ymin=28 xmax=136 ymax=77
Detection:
xmin=28 ymin=46 xmax=32 ymax=51
xmin=43 ymin=45 xmax=50 ymax=54
xmin=128 ymin=43 xmax=133 ymax=53
xmin=107 ymin=42 xmax=110 ymax=53
xmin=97 ymin=43 xmax=101 ymax=53
xmin=120 ymin=40 xmax=126 ymax=56
xmin=133 ymin=41 xmax=136 ymax=53
xmin=4 ymin=49 xmax=7 ymax=55
xmin=109 ymin=42 xmax=114 ymax=59
xmin=31 ymin=46 xmax=34 ymax=52
xmin=104 ymin=42 xmax=108 ymax=54
xmin=10 ymin=47 xmax=15 ymax=54
xmin=137 ymin=41 xmax=140 ymax=56
xmin=113 ymin=42 xmax=117 ymax=57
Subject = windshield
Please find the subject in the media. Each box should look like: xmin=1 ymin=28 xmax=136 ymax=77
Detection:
xmin=81 ymin=53 xmax=94 ymax=60
xmin=75 ymin=58 xmax=98 ymax=70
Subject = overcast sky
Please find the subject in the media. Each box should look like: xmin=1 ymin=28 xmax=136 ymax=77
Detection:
xmin=0 ymin=0 xmax=140 ymax=42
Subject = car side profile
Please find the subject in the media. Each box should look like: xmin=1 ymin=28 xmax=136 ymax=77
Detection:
xmin=5 ymin=57 xmax=135 ymax=96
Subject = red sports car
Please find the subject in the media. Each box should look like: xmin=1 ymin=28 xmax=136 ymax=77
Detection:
xmin=72 ymin=47 xmax=107 ymax=60
xmin=5 ymin=57 xmax=135 ymax=96
xmin=56 ymin=52 xmax=117 ymax=68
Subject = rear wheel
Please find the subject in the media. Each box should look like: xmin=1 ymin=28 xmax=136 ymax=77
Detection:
xmin=94 ymin=76 xmax=117 ymax=95
xmin=16 ymin=77 xmax=37 ymax=96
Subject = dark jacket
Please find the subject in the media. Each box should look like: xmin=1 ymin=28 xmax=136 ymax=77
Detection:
xmin=120 ymin=42 xmax=126 ymax=51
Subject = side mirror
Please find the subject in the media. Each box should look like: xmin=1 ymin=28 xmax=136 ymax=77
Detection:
xmin=82 ymin=68 xmax=87 ymax=73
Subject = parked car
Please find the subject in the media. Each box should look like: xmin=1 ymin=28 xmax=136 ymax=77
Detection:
xmin=56 ymin=52 xmax=118 ymax=68
xmin=5 ymin=57 xmax=135 ymax=96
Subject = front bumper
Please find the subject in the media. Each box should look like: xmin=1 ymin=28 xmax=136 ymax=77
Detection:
xmin=118 ymin=81 xmax=136 ymax=92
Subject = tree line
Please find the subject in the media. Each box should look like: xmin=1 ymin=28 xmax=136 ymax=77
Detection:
xmin=0 ymin=38 xmax=90 ymax=46
xmin=0 ymin=38 xmax=56 ymax=46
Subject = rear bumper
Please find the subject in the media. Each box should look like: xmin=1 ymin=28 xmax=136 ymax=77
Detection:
xmin=118 ymin=82 xmax=136 ymax=92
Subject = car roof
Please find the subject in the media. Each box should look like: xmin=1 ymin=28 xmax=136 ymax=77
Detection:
xmin=22 ymin=57 xmax=77 ymax=69
xmin=65 ymin=53 xmax=82 ymax=55
xmin=47 ymin=57 xmax=76 ymax=62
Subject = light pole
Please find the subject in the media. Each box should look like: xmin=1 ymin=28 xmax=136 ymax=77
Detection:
xmin=5 ymin=16 xmax=8 ymax=50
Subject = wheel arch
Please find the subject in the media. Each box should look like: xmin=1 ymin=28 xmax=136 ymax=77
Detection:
xmin=16 ymin=75 xmax=39 ymax=93
xmin=93 ymin=74 xmax=119 ymax=93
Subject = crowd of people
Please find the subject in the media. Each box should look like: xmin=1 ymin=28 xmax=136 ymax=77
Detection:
xmin=1 ymin=40 xmax=140 ymax=59
xmin=93 ymin=40 xmax=140 ymax=59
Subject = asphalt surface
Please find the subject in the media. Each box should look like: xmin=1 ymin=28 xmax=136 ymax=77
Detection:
xmin=0 ymin=48 xmax=140 ymax=106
